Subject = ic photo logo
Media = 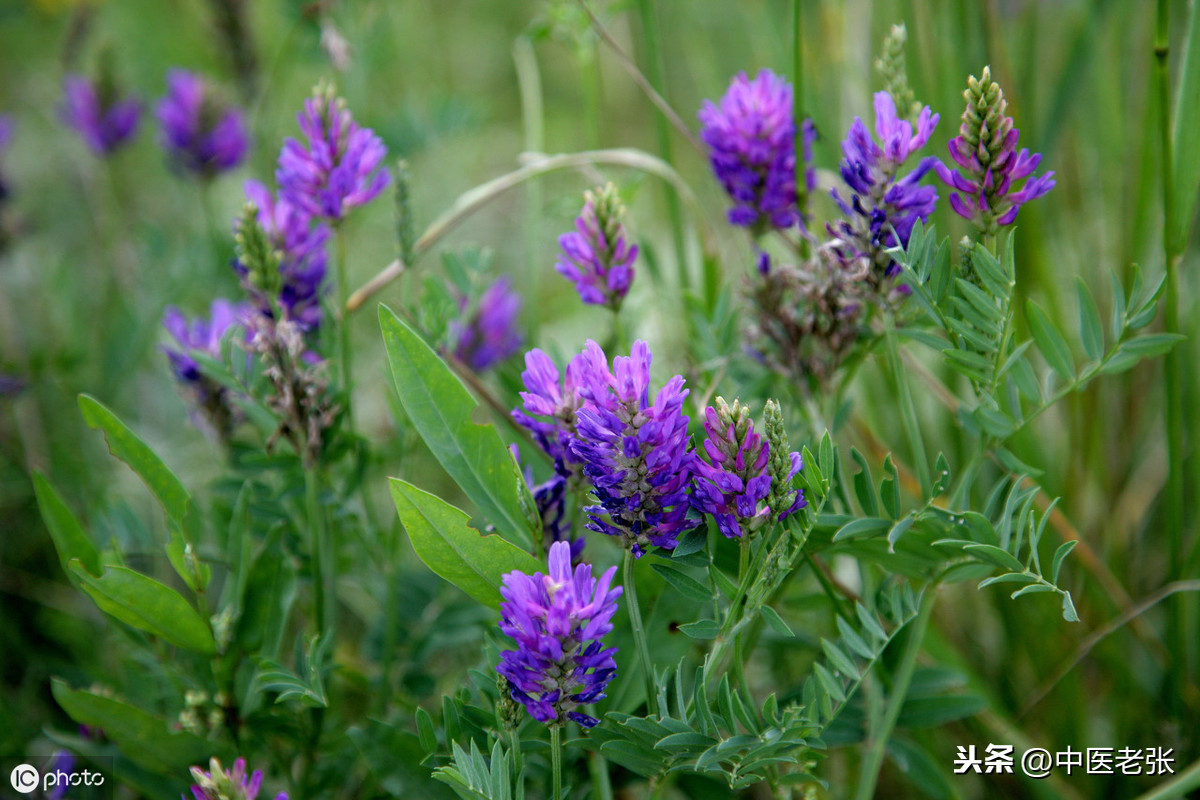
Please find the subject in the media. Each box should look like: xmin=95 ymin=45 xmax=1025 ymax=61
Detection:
xmin=9 ymin=764 xmax=38 ymax=795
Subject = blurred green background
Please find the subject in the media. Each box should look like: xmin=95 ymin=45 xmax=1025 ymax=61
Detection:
xmin=0 ymin=0 xmax=1196 ymax=797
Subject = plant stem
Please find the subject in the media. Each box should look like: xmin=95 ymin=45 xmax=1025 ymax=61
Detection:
xmin=886 ymin=325 xmax=932 ymax=498
xmin=635 ymin=0 xmax=688 ymax=292
xmin=855 ymin=588 xmax=936 ymax=800
xmin=1155 ymin=0 xmax=1187 ymax=714
xmin=336 ymin=227 xmax=353 ymax=425
xmin=586 ymin=746 xmax=612 ymax=800
xmin=305 ymin=467 xmax=328 ymax=635
xmin=792 ymin=0 xmax=807 ymax=222
xmin=550 ymin=725 xmax=564 ymax=800
xmin=1133 ymin=755 xmax=1200 ymax=800
xmin=623 ymin=548 xmax=658 ymax=714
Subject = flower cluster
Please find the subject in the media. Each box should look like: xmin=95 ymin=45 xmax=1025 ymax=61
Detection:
xmin=240 ymin=180 xmax=329 ymax=332
xmin=187 ymin=757 xmax=286 ymax=800
xmin=497 ymin=541 xmax=621 ymax=728
xmin=699 ymin=69 xmax=815 ymax=232
xmin=448 ymin=276 xmax=523 ymax=371
xmin=162 ymin=299 xmax=249 ymax=440
xmin=156 ymin=69 xmax=249 ymax=178
xmin=61 ymin=74 xmax=141 ymax=157
xmin=693 ymin=397 xmax=803 ymax=539
xmin=936 ymin=66 xmax=1055 ymax=234
xmin=828 ymin=91 xmax=939 ymax=283
xmin=277 ymin=85 xmax=389 ymax=223
xmin=570 ymin=340 xmax=697 ymax=557
xmin=555 ymin=183 xmax=637 ymax=310
xmin=512 ymin=347 xmax=588 ymax=473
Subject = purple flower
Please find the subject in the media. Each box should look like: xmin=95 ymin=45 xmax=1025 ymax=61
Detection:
xmin=935 ymin=67 xmax=1055 ymax=233
xmin=555 ymin=183 xmax=637 ymax=310
xmin=692 ymin=398 xmax=770 ymax=539
xmin=448 ymin=276 xmax=523 ymax=371
xmin=512 ymin=348 xmax=589 ymax=472
xmin=570 ymin=340 xmax=697 ymax=557
xmin=240 ymin=180 xmax=329 ymax=331
xmin=497 ymin=541 xmax=621 ymax=728
xmin=187 ymin=757 xmax=286 ymax=800
xmin=829 ymin=91 xmax=939 ymax=279
xmin=162 ymin=299 xmax=248 ymax=384
xmin=276 ymin=89 xmax=389 ymax=222
xmin=61 ymin=75 xmax=140 ymax=156
xmin=699 ymin=69 xmax=815 ymax=231
xmin=156 ymin=69 xmax=248 ymax=178
xmin=0 ymin=115 xmax=12 ymax=151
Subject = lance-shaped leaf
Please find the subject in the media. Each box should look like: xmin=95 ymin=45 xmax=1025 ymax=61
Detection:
xmin=33 ymin=472 xmax=102 ymax=578
xmin=68 ymin=561 xmax=216 ymax=655
xmin=390 ymin=478 xmax=541 ymax=607
xmin=380 ymin=305 xmax=534 ymax=548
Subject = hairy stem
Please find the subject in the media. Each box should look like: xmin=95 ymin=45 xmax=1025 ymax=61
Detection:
xmin=623 ymin=548 xmax=658 ymax=714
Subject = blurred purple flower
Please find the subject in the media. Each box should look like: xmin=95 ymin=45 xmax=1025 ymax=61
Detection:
xmin=497 ymin=541 xmax=621 ymax=728
xmin=699 ymin=69 xmax=815 ymax=231
xmin=570 ymin=340 xmax=697 ymax=557
xmin=829 ymin=91 xmax=939 ymax=279
xmin=448 ymin=276 xmax=523 ymax=371
xmin=512 ymin=348 xmax=589 ymax=472
xmin=61 ymin=75 xmax=140 ymax=156
xmin=240 ymin=180 xmax=329 ymax=331
xmin=936 ymin=67 xmax=1055 ymax=233
xmin=276 ymin=89 xmax=388 ymax=222
xmin=156 ymin=69 xmax=248 ymax=178
xmin=187 ymin=757 xmax=286 ymax=800
xmin=555 ymin=183 xmax=637 ymax=310
xmin=162 ymin=299 xmax=248 ymax=384
xmin=0 ymin=115 xmax=12 ymax=151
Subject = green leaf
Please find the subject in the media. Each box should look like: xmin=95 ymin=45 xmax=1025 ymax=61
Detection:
xmin=1011 ymin=584 xmax=1056 ymax=599
xmin=68 ymin=562 xmax=216 ymax=654
xmin=821 ymin=640 xmax=860 ymax=680
xmin=1075 ymin=278 xmax=1104 ymax=361
xmin=78 ymin=394 xmax=192 ymax=527
xmin=961 ymin=543 xmax=1025 ymax=573
xmin=379 ymin=306 xmax=533 ymax=548
xmin=33 ymin=472 xmax=101 ymax=578
xmin=1062 ymin=593 xmax=1080 ymax=622
xmin=390 ymin=478 xmax=541 ymax=607
xmin=1116 ymin=333 xmax=1185 ymax=358
xmin=978 ymin=572 xmax=1037 ymax=589
xmin=1025 ymin=301 xmax=1075 ymax=380
xmin=651 ymin=564 xmax=711 ymax=602
xmin=759 ymin=605 xmax=794 ymax=637
xmin=51 ymin=679 xmax=214 ymax=774
xmin=671 ymin=525 xmax=708 ymax=558
xmin=832 ymin=517 xmax=891 ymax=542
xmin=1051 ymin=539 xmax=1079 ymax=584
xmin=679 ymin=619 xmax=720 ymax=639
xmin=1172 ymin=0 xmax=1200 ymax=253
xmin=898 ymin=694 xmax=986 ymax=728
xmin=850 ymin=448 xmax=878 ymax=516
xmin=416 ymin=707 xmax=438 ymax=754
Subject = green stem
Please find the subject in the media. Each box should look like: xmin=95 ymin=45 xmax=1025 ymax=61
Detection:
xmin=550 ymin=725 xmax=564 ymax=800
xmin=886 ymin=325 xmax=932 ymax=498
xmin=1133 ymin=756 xmax=1200 ymax=800
xmin=580 ymin=41 xmax=602 ymax=151
xmin=623 ymin=548 xmax=658 ymax=714
xmin=586 ymin=746 xmax=612 ymax=800
xmin=1155 ymin=0 xmax=1186 ymax=714
xmin=336 ymin=227 xmax=353 ymax=425
xmin=792 ymin=0 xmax=807 ymax=223
xmin=635 ymin=0 xmax=688 ymax=292
xmin=855 ymin=589 xmax=936 ymax=800
xmin=305 ymin=467 xmax=328 ymax=635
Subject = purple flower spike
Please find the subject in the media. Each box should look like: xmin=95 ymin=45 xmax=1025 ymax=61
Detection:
xmin=570 ymin=340 xmax=697 ymax=557
xmin=162 ymin=299 xmax=249 ymax=385
xmin=497 ymin=541 xmax=622 ymax=728
xmin=936 ymin=67 xmax=1055 ymax=234
xmin=61 ymin=75 xmax=141 ymax=156
xmin=276 ymin=86 xmax=389 ymax=223
xmin=449 ymin=276 xmax=523 ymax=372
xmin=699 ymin=69 xmax=815 ymax=232
xmin=240 ymin=180 xmax=329 ymax=331
xmin=556 ymin=183 xmax=637 ymax=310
xmin=692 ymin=398 xmax=776 ymax=539
xmin=187 ymin=757 xmax=287 ymax=800
xmin=157 ymin=69 xmax=248 ymax=178
xmin=829 ymin=91 xmax=939 ymax=281
xmin=512 ymin=348 xmax=589 ymax=472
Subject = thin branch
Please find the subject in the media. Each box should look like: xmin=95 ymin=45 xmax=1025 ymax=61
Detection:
xmin=1019 ymin=580 xmax=1200 ymax=718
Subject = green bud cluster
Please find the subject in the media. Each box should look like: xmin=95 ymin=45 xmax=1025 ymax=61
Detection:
xmin=496 ymin=676 xmax=523 ymax=731
xmin=586 ymin=183 xmax=628 ymax=261
xmin=189 ymin=758 xmax=242 ymax=800
xmin=234 ymin=202 xmax=282 ymax=297
xmin=763 ymin=399 xmax=798 ymax=519
xmin=959 ymin=66 xmax=1013 ymax=172
xmin=874 ymin=23 xmax=921 ymax=123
